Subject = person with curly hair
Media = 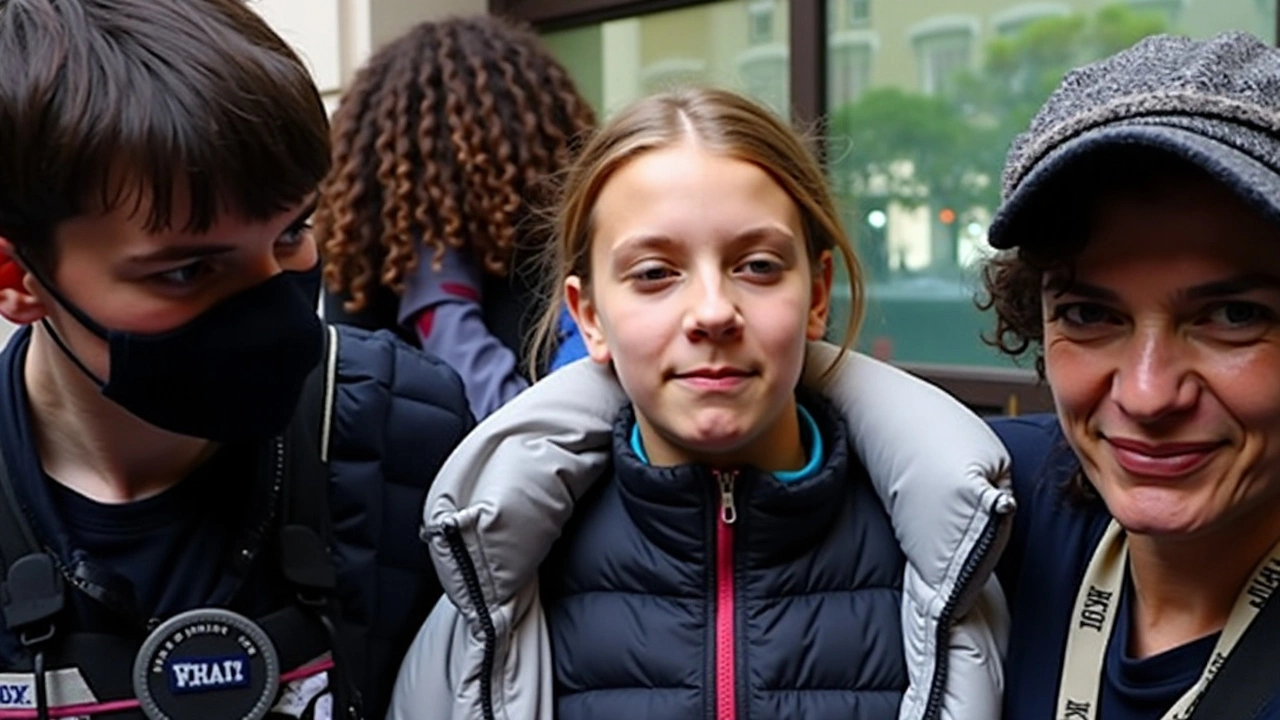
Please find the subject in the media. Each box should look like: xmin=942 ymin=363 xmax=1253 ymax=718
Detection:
xmin=315 ymin=15 xmax=596 ymax=419
xmin=977 ymin=31 xmax=1280 ymax=720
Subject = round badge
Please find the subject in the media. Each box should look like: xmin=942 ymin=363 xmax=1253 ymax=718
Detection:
xmin=133 ymin=608 xmax=280 ymax=720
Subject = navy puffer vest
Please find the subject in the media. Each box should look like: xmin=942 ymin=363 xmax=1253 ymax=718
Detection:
xmin=324 ymin=327 xmax=473 ymax=716
xmin=542 ymin=398 xmax=907 ymax=720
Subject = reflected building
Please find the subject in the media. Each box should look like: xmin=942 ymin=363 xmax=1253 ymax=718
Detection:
xmin=541 ymin=0 xmax=1274 ymax=366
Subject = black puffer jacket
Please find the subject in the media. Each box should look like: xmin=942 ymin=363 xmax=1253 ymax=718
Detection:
xmin=325 ymin=326 xmax=473 ymax=716
xmin=541 ymin=400 xmax=907 ymax=720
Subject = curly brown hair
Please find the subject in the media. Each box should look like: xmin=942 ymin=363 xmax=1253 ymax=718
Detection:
xmin=979 ymin=245 xmax=1076 ymax=379
xmin=316 ymin=15 xmax=596 ymax=313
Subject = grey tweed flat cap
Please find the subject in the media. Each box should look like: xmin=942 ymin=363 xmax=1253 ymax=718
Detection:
xmin=988 ymin=31 xmax=1280 ymax=250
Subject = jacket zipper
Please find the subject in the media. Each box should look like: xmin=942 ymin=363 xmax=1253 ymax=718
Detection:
xmin=713 ymin=469 xmax=738 ymax=720
xmin=443 ymin=524 xmax=498 ymax=720
xmin=920 ymin=499 xmax=1007 ymax=720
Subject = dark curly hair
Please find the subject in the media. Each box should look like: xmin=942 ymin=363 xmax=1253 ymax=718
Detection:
xmin=979 ymin=244 xmax=1080 ymax=379
xmin=316 ymin=15 xmax=596 ymax=312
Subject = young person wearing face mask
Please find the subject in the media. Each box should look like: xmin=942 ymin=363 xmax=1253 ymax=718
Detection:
xmin=0 ymin=2 xmax=472 ymax=720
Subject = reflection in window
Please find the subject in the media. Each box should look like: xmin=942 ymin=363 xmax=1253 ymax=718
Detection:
xmin=737 ymin=45 xmax=789 ymax=115
xmin=991 ymin=2 xmax=1072 ymax=36
xmin=830 ymin=6 xmax=1201 ymax=366
xmin=1126 ymin=0 xmax=1187 ymax=24
xmin=541 ymin=1 xmax=791 ymax=128
xmin=747 ymin=0 xmax=775 ymax=44
xmin=847 ymin=0 xmax=871 ymax=29
xmin=829 ymin=31 xmax=875 ymax=107
xmin=908 ymin=16 xmax=979 ymax=96
xmin=915 ymin=31 xmax=973 ymax=96
xmin=640 ymin=57 xmax=708 ymax=94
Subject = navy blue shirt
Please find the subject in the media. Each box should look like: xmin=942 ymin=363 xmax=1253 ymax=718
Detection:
xmin=46 ymin=442 xmax=255 ymax=617
xmin=0 ymin=327 xmax=287 ymax=667
xmin=991 ymin=415 xmax=1280 ymax=720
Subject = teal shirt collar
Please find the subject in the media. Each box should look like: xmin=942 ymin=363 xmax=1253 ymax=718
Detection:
xmin=629 ymin=404 xmax=824 ymax=483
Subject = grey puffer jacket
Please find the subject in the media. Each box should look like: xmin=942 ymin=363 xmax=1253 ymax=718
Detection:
xmin=388 ymin=343 xmax=1015 ymax=720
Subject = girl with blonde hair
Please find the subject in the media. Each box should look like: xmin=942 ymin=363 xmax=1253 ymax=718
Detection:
xmin=390 ymin=87 xmax=1012 ymax=720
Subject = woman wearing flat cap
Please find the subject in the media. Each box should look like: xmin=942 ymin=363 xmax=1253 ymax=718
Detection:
xmin=392 ymin=30 xmax=1280 ymax=720
xmin=984 ymin=29 xmax=1280 ymax=720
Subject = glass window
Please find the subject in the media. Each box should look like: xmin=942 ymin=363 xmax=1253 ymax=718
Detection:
xmin=907 ymin=16 xmax=980 ymax=96
xmin=829 ymin=32 xmax=875 ymax=106
xmin=826 ymin=0 xmax=1276 ymax=367
xmin=542 ymin=0 xmax=790 ymax=119
xmin=747 ymin=0 xmax=776 ymax=44
xmin=915 ymin=30 xmax=974 ymax=95
xmin=1126 ymin=0 xmax=1188 ymax=24
xmin=991 ymin=2 xmax=1072 ymax=36
xmin=847 ymin=0 xmax=872 ymax=28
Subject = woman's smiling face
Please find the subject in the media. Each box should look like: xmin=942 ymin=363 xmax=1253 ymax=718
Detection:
xmin=1043 ymin=172 xmax=1280 ymax=540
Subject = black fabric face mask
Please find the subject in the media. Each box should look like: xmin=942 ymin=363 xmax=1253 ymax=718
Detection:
xmin=290 ymin=259 xmax=323 ymax=311
xmin=30 ymin=264 xmax=324 ymax=442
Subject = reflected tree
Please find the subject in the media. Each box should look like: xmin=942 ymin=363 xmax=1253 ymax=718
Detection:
xmin=828 ymin=3 xmax=1169 ymax=277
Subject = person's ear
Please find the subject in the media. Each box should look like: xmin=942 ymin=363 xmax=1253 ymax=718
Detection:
xmin=565 ymin=276 xmax=612 ymax=364
xmin=0 ymin=237 xmax=47 ymax=325
xmin=806 ymin=250 xmax=834 ymax=341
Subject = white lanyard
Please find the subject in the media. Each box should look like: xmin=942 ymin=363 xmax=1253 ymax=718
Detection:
xmin=1055 ymin=520 xmax=1280 ymax=720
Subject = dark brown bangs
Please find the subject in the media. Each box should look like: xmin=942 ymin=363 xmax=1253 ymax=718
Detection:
xmin=0 ymin=0 xmax=329 ymax=243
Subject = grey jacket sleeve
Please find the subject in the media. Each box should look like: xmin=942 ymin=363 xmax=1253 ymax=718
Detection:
xmin=386 ymin=597 xmax=466 ymax=720
xmin=387 ymin=589 xmax=556 ymax=720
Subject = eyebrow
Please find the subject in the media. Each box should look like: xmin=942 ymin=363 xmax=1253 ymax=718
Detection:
xmin=1183 ymin=274 xmax=1280 ymax=300
xmin=127 ymin=201 xmax=317 ymax=264
xmin=1044 ymin=273 xmax=1280 ymax=301
xmin=1042 ymin=278 xmax=1119 ymax=301
xmin=733 ymin=225 xmax=798 ymax=244
xmin=613 ymin=225 xmax=797 ymax=252
xmin=127 ymin=243 xmax=239 ymax=264
xmin=612 ymin=233 xmax=679 ymax=256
